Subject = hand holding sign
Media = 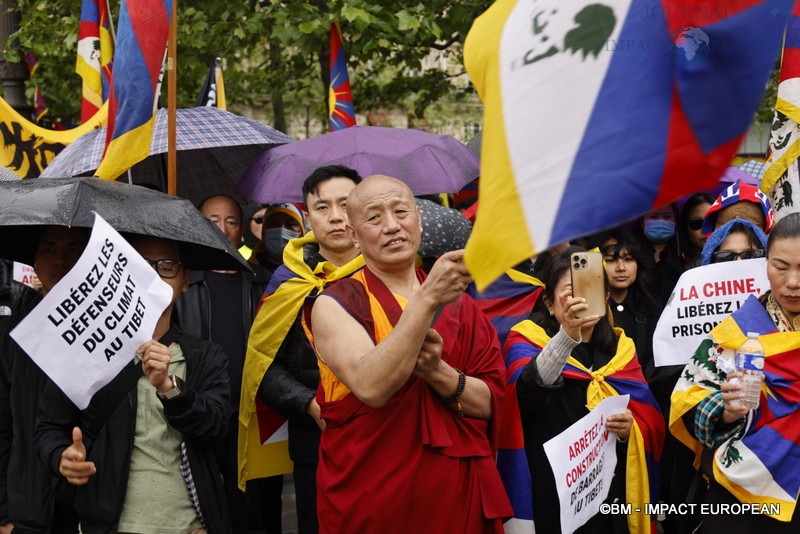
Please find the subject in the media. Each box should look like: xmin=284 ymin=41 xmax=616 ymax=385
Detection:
xmin=606 ymin=409 xmax=633 ymax=440
xmin=11 ymin=214 xmax=172 ymax=410
xmin=139 ymin=339 xmax=173 ymax=393
xmin=59 ymin=427 xmax=95 ymax=486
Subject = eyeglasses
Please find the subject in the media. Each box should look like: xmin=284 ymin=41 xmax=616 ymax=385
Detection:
xmin=251 ymin=215 xmax=265 ymax=224
xmin=143 ymin=258 xmax=183 ymax=278
xmin=688 ymin=219 xmax=704 ymax=231
xmin=711 ymin=249 xmax=765 ymax=262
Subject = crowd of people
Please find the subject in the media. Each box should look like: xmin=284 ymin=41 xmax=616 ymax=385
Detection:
xmin=0 ymin=166 xmax=797 ymax=534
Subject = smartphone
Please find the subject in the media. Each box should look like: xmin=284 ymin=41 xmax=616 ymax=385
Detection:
xmin=569 ymin=251 xmax=607 ymax=318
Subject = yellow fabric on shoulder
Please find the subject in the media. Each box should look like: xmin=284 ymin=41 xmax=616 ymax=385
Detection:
xmin=237 ymin=231 xmax=364 ymax=489
xmin=513 ymin=321 xmax=652 ymax=534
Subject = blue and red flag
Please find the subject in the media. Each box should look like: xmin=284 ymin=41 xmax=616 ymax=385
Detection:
xmin=76 ymin=0 xmax=113 ymax=123
xmin=24 ymin=52 xmax=49 ymax=122
xmin=95 ymin=0 xmax=171 ymax=181
xmin=466 ymin=269 xmax=542 ymax=349
xmin=328 ymin=21 xmax=356 ymax=132
xmin=464 ymin=0 xmax=794 ymax=291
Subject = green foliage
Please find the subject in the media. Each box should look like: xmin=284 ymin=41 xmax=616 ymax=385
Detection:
xmin=9 ymin=0 xmax=494 ymax=130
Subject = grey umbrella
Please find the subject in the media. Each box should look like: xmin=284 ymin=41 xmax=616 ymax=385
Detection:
xmin=466 ymin=131 xmax=482 ymax=158
xmin=0 ymin=177 xmax=251 ymax=271
xmin=416 ymin=198 xmax=473 ymax=257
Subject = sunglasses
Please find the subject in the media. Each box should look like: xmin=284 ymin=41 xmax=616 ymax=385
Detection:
xmin=711 ymin=249 xmax=764 ymax=262
xmin=687 ymin=219 xmax=704 ymax=231
xmin=251 ymin=215 xmax=265 ymax=224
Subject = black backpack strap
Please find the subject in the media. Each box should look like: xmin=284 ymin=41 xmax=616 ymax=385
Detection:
xmin=82 ymin=326 xmax=181 ymax=440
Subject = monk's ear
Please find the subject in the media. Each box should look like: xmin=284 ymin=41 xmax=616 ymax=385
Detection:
xmin=346 ymin=224 xmax=360 ymax=249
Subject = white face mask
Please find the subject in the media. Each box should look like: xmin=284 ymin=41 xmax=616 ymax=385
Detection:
xmin=264 ymin=227 xmax=301 ymax=260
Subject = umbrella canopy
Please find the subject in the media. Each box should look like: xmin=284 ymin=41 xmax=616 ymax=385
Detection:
xmin=735 ymin=160 xmax=765 ymax=184
xmin=416 ymin=198 xmax=472 ymax=258
xmin=466 ymin=130 xmax=482 ymax=158
xmin=236 ymin=125 xmax=479 ymax=204
xmin=0 ymin=177 xmax=251 ymax=271
xmin=39 ymin=107 xmax=293 ymax=205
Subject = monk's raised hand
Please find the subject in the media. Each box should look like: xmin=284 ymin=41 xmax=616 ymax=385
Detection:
xmin=420 ymin=250 xmax=472 ymax=306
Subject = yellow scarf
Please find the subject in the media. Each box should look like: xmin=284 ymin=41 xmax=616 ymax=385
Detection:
xmin=511 ymin=321 xmax=656 ymax=534
xmin=237 ymin=231 xmax=364 ymax=489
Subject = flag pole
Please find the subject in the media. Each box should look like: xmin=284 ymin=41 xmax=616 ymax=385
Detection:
xmin=166 ymin=0 xmax=177 ymax=196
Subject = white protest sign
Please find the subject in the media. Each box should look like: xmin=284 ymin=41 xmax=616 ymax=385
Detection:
xmin=653 ymin=258 xmax=767 ymax=367
xmin=543 ymin=394 xmax=628 ymax=534
xmin=13 ymin=262 xmax=36 ymax=288
xmin=11 ymin=213 xmax=172 ymax=409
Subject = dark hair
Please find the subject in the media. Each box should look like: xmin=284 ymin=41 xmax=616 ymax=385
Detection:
xmin=679 ymin=192 xmax=716 ymax=258
xmin=302 ymin=165 xmax=362 ymax=203
xmin=600 ymin=229 xmax=661 ymax=314
xmin=196 ymin=194 xmax=243 ymax=221
xmin=768 ymin=212 xmax=800 ymax=251
xmin=636 ymin=203 xmax=681 ymax=257
xmin=530 ymin=246 xmax=618 ymax=355
xmin=714 ymin=221 xmax=763 ymax=256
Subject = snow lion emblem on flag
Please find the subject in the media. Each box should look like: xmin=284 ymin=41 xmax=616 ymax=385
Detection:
xmin=523 ymin=3 xmax=617 ymax=66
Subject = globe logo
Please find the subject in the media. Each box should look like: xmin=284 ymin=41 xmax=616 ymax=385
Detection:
xmin=670 ymin=25 xmax=710 ymax=66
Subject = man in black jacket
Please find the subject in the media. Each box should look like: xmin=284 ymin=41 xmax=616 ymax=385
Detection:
xmin=244 ymin=165 xmax=363 ymax=534
xmin=0 ymin=227 xmax=88 ymax=534
xmin=36 ymin=235 xmax=231 ymax=534
xmin=174 ymin=194 xmax=279 ymax=534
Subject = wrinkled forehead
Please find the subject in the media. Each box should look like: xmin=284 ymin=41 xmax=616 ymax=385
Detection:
xmin=349 ymin=176 xmax=413 ymax=212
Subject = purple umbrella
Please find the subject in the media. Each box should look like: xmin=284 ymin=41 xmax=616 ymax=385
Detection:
xmin=236 ymin=125 xmax=479 ymax=203
xmin=40 ymin=107 xmax=293 ymax=205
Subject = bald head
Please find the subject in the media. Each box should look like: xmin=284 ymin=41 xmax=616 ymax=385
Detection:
xmin=346 ymin=175 xmax=413 ymax=221
xmin=345 ymin=175 xmax=421 ymax=272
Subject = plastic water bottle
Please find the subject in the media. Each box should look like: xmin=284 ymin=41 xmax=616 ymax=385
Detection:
xmin=731 ymin=332 xmax=765 ymax=410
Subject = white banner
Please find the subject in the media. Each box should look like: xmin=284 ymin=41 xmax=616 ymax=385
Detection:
xmin=653 ymin=258 xmax=768 ymax=367
xmin=11 ymin=213 xmax=172 ymax=409
xmin=13 ymin=262 xmax=36 ymax=288
xmin=543 ymin=394 xmax=628 ymax=534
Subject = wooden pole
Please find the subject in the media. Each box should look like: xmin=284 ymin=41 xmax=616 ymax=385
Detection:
xmin=167 ymin=0 xmax=177 ymax=196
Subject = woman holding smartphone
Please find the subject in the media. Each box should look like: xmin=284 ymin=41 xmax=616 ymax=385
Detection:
xmin=505 ymin=246 xmax=665 ymax=533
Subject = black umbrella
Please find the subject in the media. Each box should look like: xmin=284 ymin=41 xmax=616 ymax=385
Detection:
xmin=0 ymin=177 xmax=251 ymax=271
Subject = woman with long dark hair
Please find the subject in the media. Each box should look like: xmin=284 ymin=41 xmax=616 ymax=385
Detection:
xmin=679 ymin=192 xmax=716 ymax=268
xmin=601 ymin=229 xmax=663 ymax=376
xmin=506 ymin=246 xmax=665 ymax=533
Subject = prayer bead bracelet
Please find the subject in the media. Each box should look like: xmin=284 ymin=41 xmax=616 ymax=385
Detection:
xmin=439 ymin=367 xmax=466 ymax=417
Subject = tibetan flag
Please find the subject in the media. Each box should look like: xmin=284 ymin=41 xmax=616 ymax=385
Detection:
xmin=195 ymin=57 xmax=226 ymax=110
xmin=464 ymin=0 xmax=793 ymax=291
xmin=24 ymin=52 xmax=49 ymax=122
xmin=33 ymin=88 xmax=49 ymax=122
xmin=328 ymin=21 xmax=356 ymax=131
xmin=95 ymin=0 xmax=171 ymax=181
xmin=76 ymin=0 xmax=114 ymax=123
xmin=465 ymin=269 xmax=542 ymax=349
xmin=671 ymin=295 xmax=800 ymax=521
xmin=24 ymin=51 xmax=39 ymax=77
xmin=763 ymin=2 xmax=800 ymax=200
